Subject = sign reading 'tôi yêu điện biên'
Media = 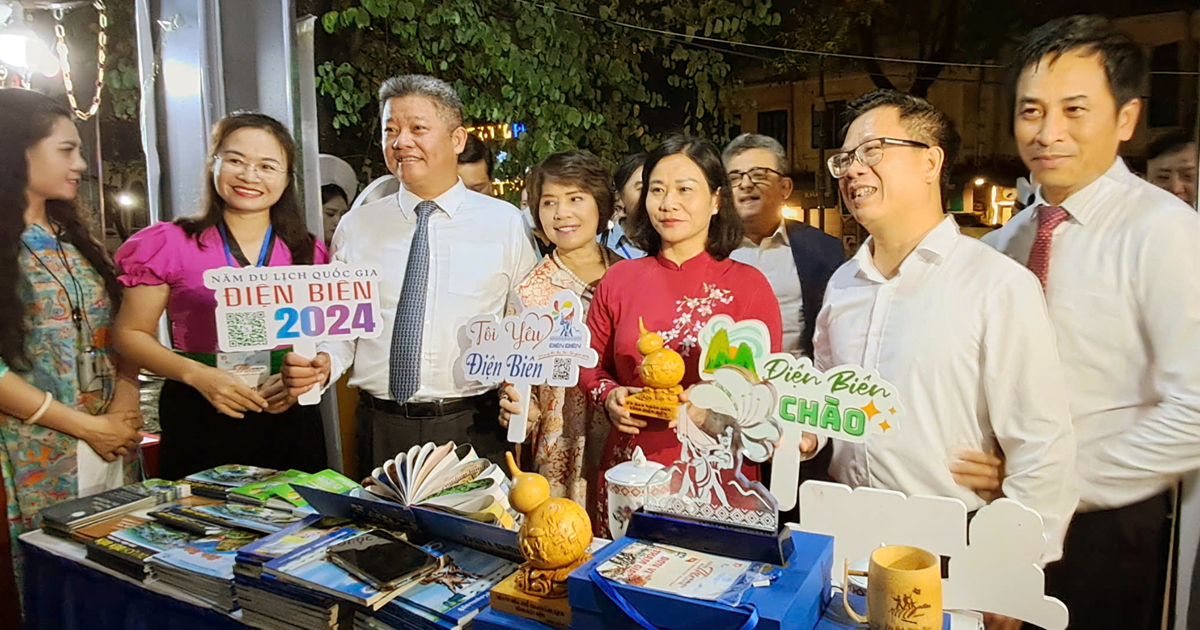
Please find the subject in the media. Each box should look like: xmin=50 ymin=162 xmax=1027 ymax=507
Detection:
xmin=458 ymin=290 xmax=598 ymax=443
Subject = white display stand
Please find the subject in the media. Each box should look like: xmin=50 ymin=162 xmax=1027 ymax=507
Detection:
xmin=796 ymin=480 xmax=1068 ymax=630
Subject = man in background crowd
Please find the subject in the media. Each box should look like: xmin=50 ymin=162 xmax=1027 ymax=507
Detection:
xmin=458 ymin=133 xmax=495 ymax=196
xmin=722 ymin=134 xmax=843 ymax=359
xmin=1145 ymin=129 xmax=1197 ymax=209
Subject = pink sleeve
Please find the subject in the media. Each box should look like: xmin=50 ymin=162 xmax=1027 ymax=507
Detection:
xmin=114 ymin=222 xmax=183 ymax=287
xmin=313 ymin=237 xmax=331 ymax=264
xmin=580 ymin=275 xmax=621 ymax=407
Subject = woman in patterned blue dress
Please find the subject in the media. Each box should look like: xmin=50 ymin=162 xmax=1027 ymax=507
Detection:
xmin=0 ymin=91 xmax=143 ymax=589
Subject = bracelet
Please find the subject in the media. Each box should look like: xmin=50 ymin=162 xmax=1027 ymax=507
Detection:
xmin=24 ymin=391 xmax=54 ymax=425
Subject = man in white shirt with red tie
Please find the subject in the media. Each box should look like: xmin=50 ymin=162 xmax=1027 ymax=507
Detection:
xmin=811 ymin=89 xmax=1078 ymax=600
xmin=983 ymin=16 xmax=1200 ymax=629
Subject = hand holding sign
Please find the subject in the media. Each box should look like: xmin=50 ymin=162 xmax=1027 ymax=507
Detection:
xmin=458 ymin=290 xmax=598 ymax=442
xmin=204 ymin=263 xmax=383 ymax=406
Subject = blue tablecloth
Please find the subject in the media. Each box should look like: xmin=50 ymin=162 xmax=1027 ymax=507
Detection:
xmin=20 ymin=531 xmax=251 ymax=630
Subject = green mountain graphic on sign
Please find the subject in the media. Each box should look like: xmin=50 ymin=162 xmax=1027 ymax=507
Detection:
xmin=703 ymin=328 xmax=759 ymax=379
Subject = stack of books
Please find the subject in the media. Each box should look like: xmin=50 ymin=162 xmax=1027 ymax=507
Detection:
xmin=40 ymin=480 xmax=187 ymax=538
xmin=186 ymin=466 xmax=359 ymax=513
xmin=234 ymin=514 xmax=351 ymax=630
xmin=86 ymin=519 xmax=201 ymax=580
xmin=349 ymin=541 xmax=517 ymax=630
xmin=147 ymin=527 xmax=262 ymax=610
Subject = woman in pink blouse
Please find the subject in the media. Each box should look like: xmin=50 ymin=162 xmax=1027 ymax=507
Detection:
xmin=498 ymin=151 xmax=618 ymax=531
xmin=112 ymin=113 xmax=328 ymax=479
xmin=579 ymin=135 xmax=783 ymax=535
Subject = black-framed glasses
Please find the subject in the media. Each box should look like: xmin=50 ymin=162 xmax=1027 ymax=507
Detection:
xmin=826 ymin=138 xmax=929 ymax=179
xmin=727 ymin=166 xmax=785 ymax=187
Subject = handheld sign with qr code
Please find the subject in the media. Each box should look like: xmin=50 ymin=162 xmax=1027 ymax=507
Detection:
xmin=458 ymin=290 xmax=598 ymax=443
xmin=204 ymin=264 xmax=382 ymax=405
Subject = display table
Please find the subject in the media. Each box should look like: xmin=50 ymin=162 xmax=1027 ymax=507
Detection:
xmin=20 ymin=530 xmax=251 ymax=630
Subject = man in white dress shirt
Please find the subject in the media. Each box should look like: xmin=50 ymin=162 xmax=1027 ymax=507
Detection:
xmin=982 ymin=16 xmax=1200 ymax=629
xmin=723 ymin=134 xmax=843 ymax=359
xmin=811 ymin=90 xmax=1078 ymax=578
xmin=283 ymin=75 xmax=537 ymax=472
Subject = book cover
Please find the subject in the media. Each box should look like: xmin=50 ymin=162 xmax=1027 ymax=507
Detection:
xmin=594 ymin=541 xmax=756 ymax=602
xmin=71 ymin=514 xmax=148 ymax=543
xmin=148 ymin=529 xmax=260 ymax=579
xmin=182 ymin=503 xmax=307 ymax=534
xmin=185 ymin=464 xmax=280 ymax=488
xmin=236 ymin=513 xmax=338 ymax=566
xmin=229 ymin=469 xmax=312 ymax=505
xmin=264 ymin=527 xmax=404 ymax=610
xmin=39 ymin=483 xmax=158 ymax=528
xmin=110 ymin=520 xmax=202 ymax=553
xmin=150 ymin=505 xmax=224 ymax=536
xmin=391 ymin=541 xmax=517 ymax=621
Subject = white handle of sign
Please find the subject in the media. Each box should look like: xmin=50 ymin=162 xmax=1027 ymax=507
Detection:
xmin=293 ymin=340 xmax=322 ymax=406
xmin=506 ymin=383 xmax=532 ymax=444
xmin=771 ymin=422 xmax=802 ymax=512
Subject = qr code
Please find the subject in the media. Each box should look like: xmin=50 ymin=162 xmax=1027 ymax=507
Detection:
xmin=551 ymin=358 xmax=572 ymax=381
xmin=226 ymin=311 xmax=268 ymax=348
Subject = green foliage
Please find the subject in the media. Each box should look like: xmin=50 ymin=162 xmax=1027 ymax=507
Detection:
xmin=316 ymin=0 xmax=780 ymax=183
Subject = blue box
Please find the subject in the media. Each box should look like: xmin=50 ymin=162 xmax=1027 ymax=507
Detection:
xmin=474 ymin=606 xmax=560 ymax=630
xmin=567 ymin=531 xmax=833 ymax=630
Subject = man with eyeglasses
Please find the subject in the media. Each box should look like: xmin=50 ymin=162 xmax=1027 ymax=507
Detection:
xmin=809 ymin=90 xmax=1077 ymax=580
xmin=723 ymin=134 xmax=843 ymax=359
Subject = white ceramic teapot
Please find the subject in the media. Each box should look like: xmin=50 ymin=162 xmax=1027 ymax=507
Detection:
xmin=604 ymin=447 xmax=665 ymax=539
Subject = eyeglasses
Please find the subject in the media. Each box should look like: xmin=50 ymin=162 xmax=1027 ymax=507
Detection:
xmin=727 ymin=166 xmax=785 ymax=187
xmin=215 ymin=154 xmax=287 ymax=180
xmin=826 ymin=138 xmax=929 ymax=179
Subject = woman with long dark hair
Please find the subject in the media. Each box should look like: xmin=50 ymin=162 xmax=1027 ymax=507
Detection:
xmin=0 ymin=89 xmax=143 ymax=582
xmin=113 ymin=112 xmax=327 ymax=479
xmin=579 ymin=135 xmax=782 ymax=536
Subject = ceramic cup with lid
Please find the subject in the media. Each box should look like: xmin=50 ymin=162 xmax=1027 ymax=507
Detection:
xmin=604 ymin=446 xmax=665 ymax=539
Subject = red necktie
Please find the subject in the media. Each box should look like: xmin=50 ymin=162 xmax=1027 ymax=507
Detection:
xmin=1027 ymin=205 xmax=1069 ymax=289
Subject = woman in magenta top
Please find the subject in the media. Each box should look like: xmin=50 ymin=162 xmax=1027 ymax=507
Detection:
xmin=113 ymin=113 xmax=328 ymax=479
xmin=580 ymin=135 xmax=782 ymax=533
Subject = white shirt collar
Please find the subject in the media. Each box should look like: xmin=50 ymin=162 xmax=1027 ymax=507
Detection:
xmin=852 ymin=216 xmax=959 ymax=282
xmin=398 ymin=178 xmax=467 ymax=219
xmin=1031 ymin=158 xmax=1128 ymax=226
xmin=741 ymin=221 xmax=790 ymax=249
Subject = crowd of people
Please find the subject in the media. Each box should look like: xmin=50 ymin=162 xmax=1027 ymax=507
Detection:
xmin=0 ymin=12 xmax=1197 ymax=630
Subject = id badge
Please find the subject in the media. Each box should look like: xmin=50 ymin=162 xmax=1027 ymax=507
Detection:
xmin=217 ymin=350 xmax=271 ymax=388
xmin=77 ymin=348 xmax=111 ymax=393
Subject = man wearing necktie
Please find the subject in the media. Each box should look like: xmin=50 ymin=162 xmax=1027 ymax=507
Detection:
xmin=808 ymin=89 xmax=1077 ymax=630
xmin=983 ymin=16 xmax=1200 ymax=630
xmin=283 ymin=75 xmax=537 ymax=473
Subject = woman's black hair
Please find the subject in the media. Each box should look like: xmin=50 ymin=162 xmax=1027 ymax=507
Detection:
xmin=0 ymin=89 xmax=122 ymax=370
xmin=626 ymin=135 xmax=743 ymax=260
xmin=177 ymin=112 xmax=315 ymax=265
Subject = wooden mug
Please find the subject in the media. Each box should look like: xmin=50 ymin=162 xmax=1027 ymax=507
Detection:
xmin=843 ymin=545 xmax=942 ymax=630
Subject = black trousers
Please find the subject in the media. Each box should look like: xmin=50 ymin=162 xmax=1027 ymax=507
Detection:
xmin=355 ymin=391 xmax=507 ymax=478
xmin=158 ymin=380 xmax=328 ymax=480
xmin=1042 ymin=491 xmax=1172 ymax=630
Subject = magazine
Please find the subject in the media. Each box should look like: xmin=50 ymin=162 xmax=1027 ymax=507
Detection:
xmin=263 ymin=528 xmax=411 ymax=610
xmin=181 ymin=503 xmax=308 ymax=534
xmin=594 ymin=541 xmax=758 ymax=602
xmin=391 ymin=540 xmax=517 ymax=622
xmin=365 ymin=442 xmax=513 ymax=526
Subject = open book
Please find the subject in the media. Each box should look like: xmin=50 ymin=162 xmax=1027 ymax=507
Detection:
xmin=365 ymin=442 xmax=513 ymax=528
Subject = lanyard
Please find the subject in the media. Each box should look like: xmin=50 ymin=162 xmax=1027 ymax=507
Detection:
xmin=22 ymin=236 xmax=91 ymax=348
xmin=218 ymin=223 xmax=273 ymax=267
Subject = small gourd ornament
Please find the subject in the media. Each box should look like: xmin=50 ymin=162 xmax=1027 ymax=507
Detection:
xmin=505 ymin=452 xmax=593 ymax=598
xmin=624 ymin=317 xmax=686 ymax=420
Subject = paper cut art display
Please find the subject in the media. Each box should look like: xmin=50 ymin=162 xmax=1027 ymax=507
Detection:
xmin=642 ymin=316 xmax=783 ymax=532
xmin=204 ymin=263 xmax=383 ymax=405
xmin=797 ymin=480 xmax=1068 ymax=630
xmin=458 ymin=291 xmax=599 ymax=442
